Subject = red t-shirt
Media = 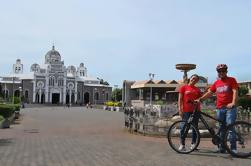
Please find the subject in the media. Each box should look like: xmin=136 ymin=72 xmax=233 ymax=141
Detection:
xmin=210 ymin=77 xmax=238 ymax=108
xmin=179 ymin=85 xmax=202 ymax=112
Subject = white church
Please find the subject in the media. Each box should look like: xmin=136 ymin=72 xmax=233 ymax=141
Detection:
xmin=0 ymin=46 xmax=112 ymax=105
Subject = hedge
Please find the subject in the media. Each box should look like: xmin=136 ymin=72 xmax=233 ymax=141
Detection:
xmin=0 ymin=104 xmax=17 ymax=118
xmin=105 ymin=101 xmax=122 ymax=107
xmin=238 ymin=97 xmax=251 ymax=109
xmin=0 ymin=115 xmax=3 ymax=122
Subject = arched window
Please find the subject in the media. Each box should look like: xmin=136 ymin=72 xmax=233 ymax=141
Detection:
xmin=35 ymin=92 xmax=40 ymax=103
xmin=14 ymin=90 xmax=20 ymax=97
xmin=58 ymin=78 xmax=64 ymax=86
xmin=95 ymin=92 xmax=99 ymax=100
xmin=106 ymin=93 xmax=109 ymax=101
xmin=52 ymin=77 xmax=55 ymax=86
xmin=3 ymin=90 xmax=9 ymax=99
xmin=78 ymin=91 xmax=80 ymax=100
xmin=49 ymin=77 xmax=52 ymax=86
xmin=25 ymin=90 xmax=29 ymax=99
xmin=49 ymin=76 xmax=55 ymax=86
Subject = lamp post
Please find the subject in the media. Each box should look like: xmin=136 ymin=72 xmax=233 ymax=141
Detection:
xmin=149 ymin=73 xmax=155 ymax=111
xmin=0 ymin=76 xmax=7 ymax=101
xmin=93 ymin=88 xmax=97 ymax=105
xmin=102 ymin=89 xmax=105 ymax=103
xmin=19 ymin=86 xmax=22 ymax=105
xmin=12 ymin=77 xmax=16 ymax=104
xmin=114 ymin=85 xmax=118 ymax=102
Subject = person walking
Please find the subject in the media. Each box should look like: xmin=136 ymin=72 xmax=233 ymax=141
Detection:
xmin=197 ymin=64 xmax=238 ymax=153
xmin=178 ymin=74 xmax=202 ymax=151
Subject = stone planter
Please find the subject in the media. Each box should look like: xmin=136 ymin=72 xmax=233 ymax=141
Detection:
xmin=14 ymin=111 xmax=20 ymax=119
xmin=115 ymin=107 xmax=120 ymax=112
xmin=1 ymin=119 xmax=11 ymax=128
xmin=103 ymin=106 xmax=108 ymax=110
xmin=109 ymin=106 xmax=116 ymax=111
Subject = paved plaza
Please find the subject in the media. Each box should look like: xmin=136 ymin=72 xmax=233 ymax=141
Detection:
xmin=0 ymin=106 xmax=250 ymax=166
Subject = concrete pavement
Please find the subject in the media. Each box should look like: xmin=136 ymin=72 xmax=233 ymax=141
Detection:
xmin=0 ymin=106 xmax=250 ymax=166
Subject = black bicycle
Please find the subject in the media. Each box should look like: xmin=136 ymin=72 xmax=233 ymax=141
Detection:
xmin=167 ymin=101 xmax=251 ymax=158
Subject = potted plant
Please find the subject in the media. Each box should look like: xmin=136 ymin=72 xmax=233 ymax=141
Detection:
xmin=0 ymin=104 xmax=15 ymax=128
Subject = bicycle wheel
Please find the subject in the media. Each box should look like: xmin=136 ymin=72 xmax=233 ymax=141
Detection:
xmin=167 ymin=120 xmax=200 ymax=154
xmin=224 ymin=121 xmax=251 ymax=158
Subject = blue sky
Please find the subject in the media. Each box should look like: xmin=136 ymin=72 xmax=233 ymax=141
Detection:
xmin=0 ymin=0 xmax=251 ymax=87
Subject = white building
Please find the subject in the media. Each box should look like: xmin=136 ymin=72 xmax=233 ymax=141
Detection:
xmin=0 ymin=46 xmax=112 ymax=105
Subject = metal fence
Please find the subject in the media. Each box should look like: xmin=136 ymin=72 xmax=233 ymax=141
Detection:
xmin=124 ymin=106 xmax=251 ymax=136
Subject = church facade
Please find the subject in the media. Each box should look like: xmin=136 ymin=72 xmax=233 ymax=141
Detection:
xmin=0 ymin=46 xmax=112 ymax=105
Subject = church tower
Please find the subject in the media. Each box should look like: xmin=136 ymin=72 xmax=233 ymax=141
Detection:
xmin=13 ymin=59 xmax=23 ymax=74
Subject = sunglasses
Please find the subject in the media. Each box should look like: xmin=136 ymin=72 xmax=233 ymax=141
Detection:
xmin=217 ymin=70 xmax=227 ymax=73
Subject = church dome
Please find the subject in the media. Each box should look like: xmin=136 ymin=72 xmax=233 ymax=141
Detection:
xmin=45 ymin=45 xmax=61 ymax=64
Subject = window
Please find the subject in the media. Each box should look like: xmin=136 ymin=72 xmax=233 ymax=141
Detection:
xmin=58 ymin=78 xmax=64 ymax=86
xmin=95 ymin=92 xmax=99 ymax=100
xmin=25 ymin=90 xmax=29 ymax=99
xmin=3 ymin=90 xmax=9 ymax=98
xmin=49 ymin=76 xmax=55 ymax=86
xmin=106 ymin=93 xmax=109 ymax=100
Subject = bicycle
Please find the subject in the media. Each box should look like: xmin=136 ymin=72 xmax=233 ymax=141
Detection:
xmin=167 ymin=101 xmax=251 ymax=158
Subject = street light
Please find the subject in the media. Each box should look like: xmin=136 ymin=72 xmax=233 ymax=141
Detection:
xmin=93 ymin=88 xmax=97 ymax=105
xmin=12 ymin=77 xmax=16 ymax=104
xmin=102 ymin=89 xmax=105 ymax=102
xmin=149 ymin=73 xmax=155 ymax=111
xmin=114 ymin=85 xmax=118 ymax=102
xmin=0 ymin=76 xmax=7 ymax=101
xmin=19 ymin=86 xmax=22 ymax=105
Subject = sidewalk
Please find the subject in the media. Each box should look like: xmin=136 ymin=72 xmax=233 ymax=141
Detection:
xmin=0 ymin=106 xmax=250 ymax=166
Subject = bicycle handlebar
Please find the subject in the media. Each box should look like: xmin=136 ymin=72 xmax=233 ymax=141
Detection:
xmin=187 ymin=100 xmax=199 ymax=105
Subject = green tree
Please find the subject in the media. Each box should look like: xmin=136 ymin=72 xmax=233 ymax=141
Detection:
xmin=238 ymin=86 xmax=249 ymax=97
xmin=112 ymin=88 xmax=122 ymax=101
xmin=0 ymin=83 xmax=3 ymax=97
xmin=98 ymin=78 xmax=110 ymax=85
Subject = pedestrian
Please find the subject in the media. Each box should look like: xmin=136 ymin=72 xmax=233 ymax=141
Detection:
xmin=197 ymin=64 xmax=238 ymax=153
xmin=178 ymin=74 xmax=202 ymax=151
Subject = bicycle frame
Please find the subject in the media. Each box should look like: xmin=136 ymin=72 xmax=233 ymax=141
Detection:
xmin=182 ymin=105 xmax=225 ymax=145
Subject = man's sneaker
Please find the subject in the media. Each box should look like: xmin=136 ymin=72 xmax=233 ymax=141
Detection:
xmin=190 ymin=144 xmax=196 ymax=150
xmin=178 ymin=145 xmax=186 ymax=151
xmin=232 ymin=149 xmax=237 ymax=154
xmin=213 ymin=148 xmax=226 ymax=153
xmin=190 ymin=144 xmax=200 ymax=150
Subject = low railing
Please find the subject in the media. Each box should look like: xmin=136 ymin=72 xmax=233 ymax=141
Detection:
xmin=124 ymin=105 xmax=251 ymax=137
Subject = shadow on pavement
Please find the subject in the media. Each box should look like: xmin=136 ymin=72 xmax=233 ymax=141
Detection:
xmin=187 ymin=149 xmax=251 ymax=160
xmin=0 ymin=138 xmax=15 ymax=146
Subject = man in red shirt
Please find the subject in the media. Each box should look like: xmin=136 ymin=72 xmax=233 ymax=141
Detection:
xmin=178 ymin=74 xmax=202 ymax=151
xmin=198 ymin=64 xmax=238 ymax=153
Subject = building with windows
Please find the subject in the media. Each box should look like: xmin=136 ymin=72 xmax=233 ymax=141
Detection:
xmin=238 ymin=81 xmax=251 ymax=96
xmin=0 ymin=46 xmax=112 ymax=105
xmin=122 ymin=76 xmax=208 ymax=107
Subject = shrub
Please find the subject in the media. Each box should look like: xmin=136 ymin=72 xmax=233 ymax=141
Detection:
xmin=13 ymin=104 xmax=21 ymax=112
xmin=0 ymin=104 xmax=16 ymax=118
xmin=105 ymin=101 xmax=122 ymax=107
xmin=238 ymin=97 xmax=251 ymax=109
xmin=155 ymin=100 xmax=165 ymax=105
xmin=0 ymin=115 xmax=3 ymax=122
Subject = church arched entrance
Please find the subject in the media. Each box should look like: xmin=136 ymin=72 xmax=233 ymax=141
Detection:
xmin=84 ymin=92 xmax=89 ymax=104
xmin=52 ymin=93 xmax=60 ymax=104
xmin=66 ymin=93 xmax=69 ymax=104
xmin=71 ymin=93 xmax=75 ymax=104
xmin=41 ymin=93 xmax=45 ymax=104
xmin=35 ymin=92 xmax=39 ymax=103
